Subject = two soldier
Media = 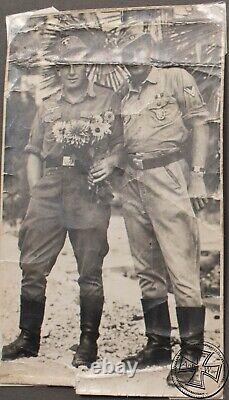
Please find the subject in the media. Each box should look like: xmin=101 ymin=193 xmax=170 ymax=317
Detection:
xmin=3 ymin=27 xmax=209 ymax=384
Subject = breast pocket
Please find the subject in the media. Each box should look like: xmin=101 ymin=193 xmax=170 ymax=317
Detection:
xmin=43 ymin=106 xmax=62 ymax=123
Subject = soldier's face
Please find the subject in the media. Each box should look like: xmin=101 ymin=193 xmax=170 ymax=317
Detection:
xmin=127 ymin=64 xmax=151 ymax=79
xmin=59 ymin=64 xmax=87 ymax=90
xmin=127 ymin=64 xmax=152 ymax=87
xmin=124 ymin=40 xmax=152 ymax=81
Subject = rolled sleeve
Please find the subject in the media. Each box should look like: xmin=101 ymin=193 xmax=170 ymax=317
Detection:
xmin=25 ymin=107 xmax=44 ymax=159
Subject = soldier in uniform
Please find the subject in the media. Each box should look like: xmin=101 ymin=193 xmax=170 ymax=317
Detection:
xmin=2 ymin=32 xmax=123 ymax=368
xmin=120 ymin=27 xmax=209 ymax=384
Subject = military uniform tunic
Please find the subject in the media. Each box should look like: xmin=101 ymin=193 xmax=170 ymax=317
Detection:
xmin=25 ymin=84 xmax=122 ymax=229
xmin=121 ymin=67 xmax=209 ymax=307
xmin=19 ymin=83 xmax=123 ymax=301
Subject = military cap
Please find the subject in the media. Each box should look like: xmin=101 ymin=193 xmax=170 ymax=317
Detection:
xmin=45 ymin=30 xmax=93 ymax=65
xmin=118 ymin=23 xmax=152 ymax=51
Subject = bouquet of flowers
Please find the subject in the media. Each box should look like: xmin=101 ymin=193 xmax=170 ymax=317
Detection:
xmin=51 ymin=110 xmax=114 ymax=148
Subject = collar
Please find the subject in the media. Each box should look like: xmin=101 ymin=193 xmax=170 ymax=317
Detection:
xmin=146 ymin=67 xmax=159 ymax=84
xmin=60 ymin=80 xmax=96 ymax=104
xmin=128 ymin=66 xmax=159 ymax=94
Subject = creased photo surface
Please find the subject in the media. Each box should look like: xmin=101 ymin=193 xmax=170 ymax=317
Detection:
xmin=0 ymin=3 xmax=227 ymax=398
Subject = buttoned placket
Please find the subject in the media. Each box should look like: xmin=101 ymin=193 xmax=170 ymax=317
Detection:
xmin=125 ymin=70 xmax=159 ymax=207
xmin=126 ymin=71 xmax=159 ymax=111
xmin=137 ymin=85 xmax=143 ymax=100
xmin=56 ymin=85 xmax=93 ymax=215
xmin=128 ymin=82 xmax=144 ymax=101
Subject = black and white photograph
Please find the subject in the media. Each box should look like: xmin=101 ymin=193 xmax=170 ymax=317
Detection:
xmin=0 ymin=3 xmax=226 ymax=398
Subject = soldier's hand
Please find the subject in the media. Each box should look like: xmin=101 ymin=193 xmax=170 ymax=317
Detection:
xmin=90 ymin=156 xmax=116 ymax=183
xmin=188 ymin=172 xmax=208 ymax=212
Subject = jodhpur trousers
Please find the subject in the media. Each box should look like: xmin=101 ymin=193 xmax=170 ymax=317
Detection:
xmin=18 ymin=167 xmax=111 ymax=302
xmin=122 ymin=159 xmax=202 ymax=307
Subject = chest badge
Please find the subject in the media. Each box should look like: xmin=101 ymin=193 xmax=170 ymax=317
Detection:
xmin=151 ymin=93 xmax=167 ymax=120
xmin=154 ymin=108 xmax=166 ymax=120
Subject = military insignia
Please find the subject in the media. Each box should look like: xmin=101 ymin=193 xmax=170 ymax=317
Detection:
xmin=148 ymin=93 xmax=168 ymax=120
xmin=154 ymin=108 xmax=166 ymax=120
xmin=184 ymin=86 xmax=196 ymax=97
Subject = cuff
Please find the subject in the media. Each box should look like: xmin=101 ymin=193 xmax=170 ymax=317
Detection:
xmin=183 ymin=108 xmax=210 ymax=121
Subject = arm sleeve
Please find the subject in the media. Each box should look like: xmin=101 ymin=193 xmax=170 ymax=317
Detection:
xmin=175 ymin=68 xmax=210 ymax=122
xmin=24 ymin=105 xmax=44 ymax=159
xmin=109 ymin=92 xmax=124 ymax=150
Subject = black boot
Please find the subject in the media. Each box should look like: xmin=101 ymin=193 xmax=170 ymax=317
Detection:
xmin=72 ymin=296 xmax=103 ymax=368
xmin=2 ymin=296 xmax=45 ymax=361
xmin=167 ymin=306 xmax=205 ymax=386
xmin=122 ymin=300 xmax=172 ymax=370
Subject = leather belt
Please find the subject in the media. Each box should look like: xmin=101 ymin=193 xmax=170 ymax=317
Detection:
xmin=45 ymin=156 xmax=88 ymax=172
xmin=128 ymin=151 xmax=183 ymax=170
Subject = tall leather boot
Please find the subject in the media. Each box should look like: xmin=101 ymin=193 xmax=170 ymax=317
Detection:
xmin=167 ymin=306 xmax=205 ymax=386
xmin=72 ymin=295 xmax=103 ymax=368
xmin=122 ymin=300 xmax=172 ymax=369
xmin=2 ymin=296 xmax=46 ymax=361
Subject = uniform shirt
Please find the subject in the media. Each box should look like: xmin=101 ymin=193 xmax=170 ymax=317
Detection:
xmin=121 ymin=67 xmax=209 ymax=155
xmin=25 ymin=82 xmax=123 ymax=164
xmin=25 ymin=82 xmax=123 ymax=230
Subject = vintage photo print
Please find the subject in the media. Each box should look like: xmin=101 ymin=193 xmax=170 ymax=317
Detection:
xmin=0 ymin=2 xmax=227 ymax=398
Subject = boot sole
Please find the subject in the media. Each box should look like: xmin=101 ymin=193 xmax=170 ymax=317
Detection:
xmin=72 ymin=355 xmax=98 ymax=369
xmin=124 ymin=358 xmax=172 ymax=371
xmin=123 ymin=351 xmax=172 ymax=370
xmin=72 ymin=359 xmax=97 ymax=368
xmin=167 ymin=367 xmax=198 ymax=387
xmin=2 ymin=352 xmax=38 ymax=361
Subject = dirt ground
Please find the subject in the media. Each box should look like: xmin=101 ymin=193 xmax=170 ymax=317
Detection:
xmin=0 ymin=213 xmax=222 ymax=396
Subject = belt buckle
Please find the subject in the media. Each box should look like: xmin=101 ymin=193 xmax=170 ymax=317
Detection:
xmin=62 ymin=156 xmax=75 ymax=167
xmin=133 ymin=157 xmax=144 ymax=170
